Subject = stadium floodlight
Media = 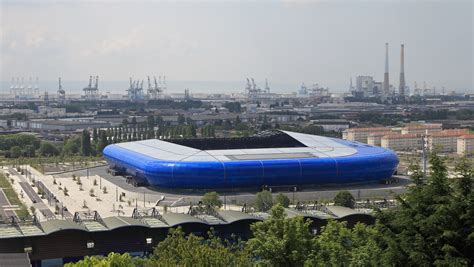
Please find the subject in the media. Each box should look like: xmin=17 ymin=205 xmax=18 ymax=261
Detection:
xmin=146 ymin=238 xmax=153 ymax=244
xmin=24 ymin=246 xmax=33 ymax=253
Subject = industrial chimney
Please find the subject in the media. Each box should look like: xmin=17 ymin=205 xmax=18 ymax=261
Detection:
xmin=399 ymin=44 xmax=406 ymax=97
xmin=383 ymin=43 xmax=390 ymax=97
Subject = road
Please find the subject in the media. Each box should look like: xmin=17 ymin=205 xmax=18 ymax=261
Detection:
xmin=19 ymin=182 xmax=56 ymax=220
xmin=59 ymin=166 xmax=412 ymax=207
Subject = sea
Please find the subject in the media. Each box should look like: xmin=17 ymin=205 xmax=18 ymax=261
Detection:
xmin=0 ymin=80 xmax=318 ymax=96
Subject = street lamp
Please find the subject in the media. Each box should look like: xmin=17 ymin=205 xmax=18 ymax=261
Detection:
xmin=292 ymin=186 xmax=297 ymax=205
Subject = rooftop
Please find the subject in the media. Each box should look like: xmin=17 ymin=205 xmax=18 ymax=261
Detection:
xmin=403 ymin=124 xmax=442 ymax=130
xmin=0 ymin=206 xmax=368 ymax=239
xmin=382 ymin=133 xmax=420 ymax=139
xmin=429 ymin=129 xmax=469 ymax=137
xmin=344 ymin=127 xmax=388 ymax=133
xmin=108 ymin=130 xmax=360 ymax=162
xmin=458 ymin=134 xmax=474 ymax=139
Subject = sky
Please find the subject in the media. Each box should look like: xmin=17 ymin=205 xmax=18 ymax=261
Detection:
xmin=0 ymin=0 xmax=473 ymax=93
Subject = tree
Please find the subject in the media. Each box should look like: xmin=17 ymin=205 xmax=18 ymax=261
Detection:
xmin=24 ymin=145 xmax=36 ymax=157
xmin=177 ymin=114 xmax=186 ymax=125
xmin=39 ymin=142 xmax=59 ymax=157
xmin=92 ymin=128 xmax=98 ymax=143
xmin=64 ymin=252 xmax=145 ymax=267
xmin=201 ymin=192 xmax=223 ymax=208
xmin=333 ymin=190 xmax=355 ymax=208
xmin=96 ymin=130 xmax=109 ymax=154
xmin=275 ymin=193 xmax=290 ymax=208
xmin=63 ymin=136 xmax=81 ymax=155
xmin=306 ymin=221 xmax=383 ymax=266
xmin=81 ymin=130 xmax=92 ymax=156
xmin=247 ymin=204 xmax=314 ymax=266
xmin=147 ymin=115 xmax=156 ymax=128
xmin=255 ymin=190 xmax=273 ymax=212
xmin=148 ymin=227 xmax=251 ymax=266
xmin=9 ymin=146 xmax=21 ymax=158
xmin=377 ymin=153 xmax=473 ymax=266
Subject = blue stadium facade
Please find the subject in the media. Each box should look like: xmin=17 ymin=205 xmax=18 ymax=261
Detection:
xmin=103 ymin=131 xmax=398 ymax=190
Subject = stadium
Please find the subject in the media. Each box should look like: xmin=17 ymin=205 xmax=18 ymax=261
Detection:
xmin=103 ymin=130 xmax=399 ymax=190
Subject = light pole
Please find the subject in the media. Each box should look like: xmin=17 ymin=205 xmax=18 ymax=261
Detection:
xmin=293 ymin=186 xmax=297 ymax=205
xmin=422 ymin=134 xmax=428 ymax=178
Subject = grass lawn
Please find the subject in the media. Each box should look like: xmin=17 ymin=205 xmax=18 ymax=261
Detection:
xmin=0 ymin=172 xmax=30 ymax=220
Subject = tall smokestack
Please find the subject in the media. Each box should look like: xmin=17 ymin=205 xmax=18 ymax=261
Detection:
xmin=399 ymin=44 xmax=406 ymax=97
xmin=383 ymin=43 xmax=390 ymax=96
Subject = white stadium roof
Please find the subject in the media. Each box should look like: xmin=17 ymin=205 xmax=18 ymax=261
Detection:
xmin=113 ymin=131 xmax=358 ymax=162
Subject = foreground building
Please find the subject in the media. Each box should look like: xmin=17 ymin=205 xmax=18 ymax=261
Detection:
xmin=0 ymin=206 xmax=374 ymax=265
xmin=104 ymin=130 xmax=398 ymax=190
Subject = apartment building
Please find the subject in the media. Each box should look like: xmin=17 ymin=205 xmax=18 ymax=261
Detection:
xmin=427 ymin=129 xmax=469 ymax=153
xmin=342 ymin=127 xmax=389 ymax=143
xmin=367 ymin=131 xmax=395 ymax=147
xmin=457 ymin=134 xmax=474 ymax=156
xmin=381 ymin=134 xmax=422 ymax=151
xmin=401 ymin=123 xmax=442 ymax=135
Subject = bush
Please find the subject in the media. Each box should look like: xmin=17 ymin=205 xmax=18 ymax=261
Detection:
xmin=255 ymin=190 xmax=273 ymax=212
xmin=201 ymin=192 xmax=223 ymax=208
xmin=333 ymin=191 xmax=355 ymax=208
xmin=275 ymin=193 xmax=290 ymax=208
xmin=39 ymin=142 xmax=60 ymax=157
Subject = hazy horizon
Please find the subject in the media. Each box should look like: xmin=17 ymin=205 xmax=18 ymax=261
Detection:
xmin=1 ymin=0 xmax=473 ymax=93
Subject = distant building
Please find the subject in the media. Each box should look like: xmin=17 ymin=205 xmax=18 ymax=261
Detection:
xmin=342 ymin=127 xmax=388 ymax=143
xmin=381 ymin=133 xmax=422 ymax=151
xmin=367 ymin=131 xmax=396 ymax=147
xmin=427 ymin=129 xmax=469 ymax=153
xmin=355 ymin=76 xmax=374 ymax=98
xmin=37 ymin=106 xmax=67 ymax=118
xmin=457 ymin=135 xmax=474 ymax=155
xmin=401 ymin=123 xmax=442 ymax=135
xmin=27 ymin=119 xmax=110 ymax=131
xmin=311 ymin=119 xmax=350 ymax=132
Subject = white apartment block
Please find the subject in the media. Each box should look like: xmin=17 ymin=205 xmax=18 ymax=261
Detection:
xmin=381 ymin=134 xmax=422 ymax=151
xmin=427 ymin=129 xmax=469 ymax=153
xmin=367 ymin=131 xmax=395 ymax=147
xmin=342 ymin=127 xmax=389 ymax=143
xmin=457 ymin=135 xmax=474 ymax=156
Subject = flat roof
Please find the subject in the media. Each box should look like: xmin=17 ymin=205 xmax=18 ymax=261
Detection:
xmin=0 ymin=205 xmax=372 ymax=239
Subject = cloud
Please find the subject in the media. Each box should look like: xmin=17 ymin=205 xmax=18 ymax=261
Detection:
xmin=97 ymin=25 xmax=146 ymax=54
xmin=24 ymin=28 xmax=47 ymax=48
